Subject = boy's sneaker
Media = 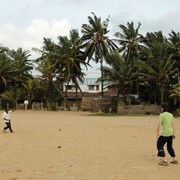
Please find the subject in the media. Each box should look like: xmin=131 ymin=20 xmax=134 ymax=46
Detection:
xmin=158 ymin=160 xmax=168 ymax=166
xmin=170 ymin=160 xmax=178 ymax=164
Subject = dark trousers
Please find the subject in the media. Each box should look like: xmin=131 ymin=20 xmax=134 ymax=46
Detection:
xmin=4 ymin=122 xmax=13 ymax=132
xmin=157 ymin=136 xmax=175 ymax=157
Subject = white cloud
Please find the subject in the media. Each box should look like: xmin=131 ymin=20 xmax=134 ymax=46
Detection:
xmin=110 ymin=8 xmax=180 ymax=38
xmin=138 ymin=9 xmax=180 ymax=36
xmin=49 ymin=19 xmax=71 ymax=37
xmin=0 ymin=23 xmax=21 ymax=48
xmin=0 ymin=18 xmax=72 ymax=52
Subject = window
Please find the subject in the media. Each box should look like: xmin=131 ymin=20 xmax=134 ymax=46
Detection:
xmin=66 ymin=85 xmax=72 ymax=90
xmin=88 ymin=85 xmax=94 ymax=90
xmin=66 ymin=85 xmax=76 ymax=90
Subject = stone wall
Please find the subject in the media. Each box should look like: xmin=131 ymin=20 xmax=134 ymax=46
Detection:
xmin=81 ymin=97 xmax=118 ymax=112
xmin=117 ymin=104 xmax=160 ymax=114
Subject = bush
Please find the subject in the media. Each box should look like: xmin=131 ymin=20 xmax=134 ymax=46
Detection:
xmin=50 ymin=102 xmax=56 ymax=111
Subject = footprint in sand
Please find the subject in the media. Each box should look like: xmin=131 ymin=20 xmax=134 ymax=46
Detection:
xmin=16 ymin=169 xmax=22 ymax=172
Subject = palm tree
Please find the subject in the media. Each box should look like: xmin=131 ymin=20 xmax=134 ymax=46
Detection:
xmin=33 ymin=38 xmax=66 ymax=102
xmin=81 ymin=12 xmax=118 ymax=97
xmin=170 ymin=84 xmax=180 ymax=109
xmin=0 ymin=47 xmax=14 ymax=90
xmin=6 ymin=48 xmax=33 ymax=107
xmin=9 ymin=48 xmax=33 ymax=79
xmin=33 ymin=33 xmax=88 ymax=110
xmin=0 ymin=87 xmax=22 ymax=108
xmin=22 ymin=78 xmax=43 ymax=108
xmin=57 ymin=29 xmax=89 ymax=109
xmin=136 ymin=31 xmax=177 ymax=104
xmin=170 ymin=84 xmax=180 ymax=98
xmin=99 ymin=51 xmax=137 ymax=104
xmin=114 ymin=22 xmax=142 ymax=64
xmin=168 ymin=30 xmax=180 ymax=84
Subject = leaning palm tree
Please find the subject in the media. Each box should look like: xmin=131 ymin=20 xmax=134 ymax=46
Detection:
xmin=81 ymin=12 xmax=118 ymax=97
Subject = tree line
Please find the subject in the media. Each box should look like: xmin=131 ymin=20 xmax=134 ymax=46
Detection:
xmin=0 ymin=13 xmax=180 ymax=111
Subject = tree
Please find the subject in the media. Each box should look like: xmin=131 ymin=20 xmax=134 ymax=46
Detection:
xmin=168 ymin=30 xmax=180 ymax=84
xmin=0 ymin=47 xmax=14 ymax=91
xmin=22 ymin=78 xmax=43 ymax=108
xmin=0 ymin=87 xmax=22 ymax=108
xmin=114 ymin=22 xmax=143 ymax=97
xmin=33 ymin=38 xmax=66 ymax=103
xmin=9 ymin=48 xmax=33 ymax=81
xmin=81 ymin=12 xmax=118 ymax=97
xmin=100 ymin=51 xmax=137 ymax=104
xmin=114 ymin=22 xmax=142 ymax=64
xmin=57 ymin=29 xmax=90 ymax=109
xmin=136 ymin=31 xmax=177 ymax=104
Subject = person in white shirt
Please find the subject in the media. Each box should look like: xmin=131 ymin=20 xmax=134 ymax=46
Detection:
xmin=2 ymin=109 xmax=15 ymax=133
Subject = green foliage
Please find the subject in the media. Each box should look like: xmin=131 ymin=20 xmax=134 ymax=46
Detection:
xmin=49 ymin=102 xmax=57 ymax=111
xmin=1 ymin=18 xmax=180 ymax=109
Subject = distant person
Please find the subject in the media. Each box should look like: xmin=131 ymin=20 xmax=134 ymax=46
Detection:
xmin=156 ymin=103 xmax=178 ymax=166
xmin=2 ymin=108 xmax=16 ymax=133
xmin=24 ymin=100 xmax=29 ymax=110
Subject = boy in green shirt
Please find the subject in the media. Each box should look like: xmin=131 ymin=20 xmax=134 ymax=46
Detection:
xmin=156 ymin=103 xmax=178 ymax=166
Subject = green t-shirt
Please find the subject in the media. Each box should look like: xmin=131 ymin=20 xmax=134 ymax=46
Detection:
xmin=159 ymin=112 xmax=174 ymax=137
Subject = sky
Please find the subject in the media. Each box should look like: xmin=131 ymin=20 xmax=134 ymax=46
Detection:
xmin=0 ymin=0 xmax=180 ymax=72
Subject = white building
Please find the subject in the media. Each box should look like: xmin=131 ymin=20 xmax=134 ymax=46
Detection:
xmin=65 ymin=72 xmax=101 ymax=93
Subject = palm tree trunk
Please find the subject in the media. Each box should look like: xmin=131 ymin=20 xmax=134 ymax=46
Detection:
xmin=160 ymin=83 xmax=164 ymax=104
xmin=100 ymin=51 xmax=104 ymax=97
xmin=51 ymin=80 xmax=70 ymax=109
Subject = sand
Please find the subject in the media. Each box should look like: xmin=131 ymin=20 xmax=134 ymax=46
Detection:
xmin=0 ymin=110 xmax=179 ymax=180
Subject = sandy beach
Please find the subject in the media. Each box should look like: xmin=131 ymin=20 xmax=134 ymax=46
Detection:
xmin=0 ymin=110 xmax=179 ymax=180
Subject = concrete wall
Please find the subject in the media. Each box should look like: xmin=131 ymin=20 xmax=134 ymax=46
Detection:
xmin=117 ymin=104 xmax=160 ymax=115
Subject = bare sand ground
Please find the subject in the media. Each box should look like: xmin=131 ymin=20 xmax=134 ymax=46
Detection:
xmin=0 ymin=110 xmax=179 ymax=180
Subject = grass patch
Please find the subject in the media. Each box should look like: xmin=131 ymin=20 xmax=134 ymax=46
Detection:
xmin=84 ymin=113 xmax=149 ymax=117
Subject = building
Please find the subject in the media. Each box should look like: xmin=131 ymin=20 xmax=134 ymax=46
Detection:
xmin=65 ymin=72 xmax=101 ymax=94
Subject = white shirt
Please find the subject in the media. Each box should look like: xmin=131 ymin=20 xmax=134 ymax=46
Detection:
xmin=24 ymin=100 xmax=29 ymax=105
xmin=2 ymin=111 xmax=12 ymax=122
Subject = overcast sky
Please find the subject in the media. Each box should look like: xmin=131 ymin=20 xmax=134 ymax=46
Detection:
xmin=0 ymin=0 xmax=180 ymax=72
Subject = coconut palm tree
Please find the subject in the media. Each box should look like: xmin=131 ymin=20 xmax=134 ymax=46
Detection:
xmin=0 ymin=47 xmax=14 ymax=90
xmin=114 ymin=21 xmax=142 ymax=64
xmin=168 ymin=30 xmax=180 ymax=84
xmin=6 ymin=48 xmax=33 ymax=107
xmin=9 ymin=48 xmax=33 ymax=80
xmin=33 ymin=31 xmax=88 ymax=110
xmin=33 ymin=37 xmax=67 ymax=102
xmin=136 ymin=31 xmax=177 ymax=104
xmin=99 ymin=51 xmax=137 ymax=104
xmin=81 ymin=12 xmax=118 ymax=97
xmin=114 ymin=22 xmax=143 ymax=97
xmin=22 ymin=78 xmax=43 ymax=108
xmin=57 ymin=29 xmax=90 ymax=109
xmin=0 ymin=87 xmax=22 ymax=108
xmin=170 ymin=84 xmax=180 ymax=98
